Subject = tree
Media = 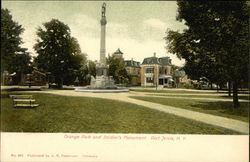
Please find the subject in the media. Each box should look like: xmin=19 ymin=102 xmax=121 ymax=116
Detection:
xmin=75 ymin=60 xmax=96 ymax=85
xmin=34 ymin=19 xmax=86 ymax=88
xmin=165 ymin=1 xmax=249 ymax=108
xmin=1 ymin=8 xmax=31 ymax=84
xmin=107 ymin=55 xmax=129 ymax=84
xmin=11 ymin=50 xmax=32 ymax=84
xmin=87 ymin=60 xmax=96 ymax=77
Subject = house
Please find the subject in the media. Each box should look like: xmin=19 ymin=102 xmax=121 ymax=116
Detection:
xmin=1 ymin=71 xmax=14 ymax=85
xmin=140 ymin=53 xmax=173 ymax=87
xmin=22 ymin=70 xmax=47 ymax=86
xmin=124 ymin=59 xmax=141 ymax=86
xmin=112 ymin=48 xmax=141 ymax=86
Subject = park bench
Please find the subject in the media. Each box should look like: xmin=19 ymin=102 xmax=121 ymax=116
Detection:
xmin=10 ymin=95 xmax=39 ymax=108
xmin=10 ymin=95 xmax=33 ymax=99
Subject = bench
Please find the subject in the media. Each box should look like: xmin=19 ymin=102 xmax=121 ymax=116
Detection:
xmin=10 ymin=95 xmax=33 ymax=99
xmin=10 ymin=95 xmax=39 ymax=108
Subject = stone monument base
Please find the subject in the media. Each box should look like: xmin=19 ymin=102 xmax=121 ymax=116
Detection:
xmin=75 ymin=75 xmax=129 ymax=93
xmin=89 ymin=75 xmax=117 ymax=89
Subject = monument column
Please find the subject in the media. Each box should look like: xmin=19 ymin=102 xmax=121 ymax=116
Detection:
xmin=87 ymin=2 xmax=117 ymax=89
xmin=100 ymin=3 xmax=107 ymax=65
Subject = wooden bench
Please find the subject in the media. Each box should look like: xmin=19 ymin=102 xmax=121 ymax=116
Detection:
xmin=10 ymin=95 xmax=33 ymax=99
xmin=10 ymin=95 xmax=39 ymax=108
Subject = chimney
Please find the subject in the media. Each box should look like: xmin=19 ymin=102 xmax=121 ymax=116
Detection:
xmin=153 ymin=52 xmax=156 ymax=57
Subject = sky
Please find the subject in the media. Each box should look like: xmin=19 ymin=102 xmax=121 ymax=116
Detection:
xmin=2 ymin=1 xmax=187 ymax=66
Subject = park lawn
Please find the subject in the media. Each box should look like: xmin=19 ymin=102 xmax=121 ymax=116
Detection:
xmin=130 ymin=96 xmax=249 ymax=122
xmin=146 ymin=94 xmax=249 ymax=100
xmin=0 ymin=91 xmax=239 ymax=134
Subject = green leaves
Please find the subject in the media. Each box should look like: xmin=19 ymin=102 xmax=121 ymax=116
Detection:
xmin=165 ymin=1 xmax=249 ymax=107
xmin=107 ymin=55 xmax=129 ymax=84
xmin=165 ymin=1 xmax=249 ymax=84
xmin=34 ymin=19 xmax=86 ymax=86
xmin=1 ymin=8 xmax=30 ymax=74
xmin=1 ymin=8 xmax=31 ymax=85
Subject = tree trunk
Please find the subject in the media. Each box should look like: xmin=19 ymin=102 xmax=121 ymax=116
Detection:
xmin=232 ymin=80 xmax=240 ymax=108
xmin=56 ymin=77 xmax=63 ymax=89
xmin=228 ymin=80 xmax=231 ymax=97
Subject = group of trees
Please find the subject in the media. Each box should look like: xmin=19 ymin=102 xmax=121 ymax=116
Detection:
xmin=1 ymin=8 xmax=90 ymax=87
xmin=165 ymin=1 xmax=249 ymax=107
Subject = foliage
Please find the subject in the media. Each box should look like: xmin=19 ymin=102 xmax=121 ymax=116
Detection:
xmin=1 ymin=8 xmax=31 ymax=84
xmin=87 ymin=60 xmax=96 ymax=77
xmin=107 ymin=55 xmax=129 ymax=84
xmin=76 ymin=60 xmax=96 ymax=85
xmin=165 ymin=1 xmax=249 ymax=107
xmin=34 ymin=19 xmax=86 ymax=87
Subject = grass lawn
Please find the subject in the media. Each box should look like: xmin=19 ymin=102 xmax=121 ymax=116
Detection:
xmin=130 ymin=96 xmax=249 ymax=122
xmin=0 ymin=91 xmax=240 ymax=134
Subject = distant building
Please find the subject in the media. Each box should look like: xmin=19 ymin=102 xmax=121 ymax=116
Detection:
xmin=125 ymin=59 xmax=141 ymax=86
xmin=112 ymin=48 xmax=141 ymax=86
xmin=1 ymin=71 xmax=13 ymax=85
xmin=22 ymin=70 xmax=47 ymax=86
xmin=141 ymin=53 xmax=172 ymax=87
xmin=112 ymin=48 xmax=124 ymax=59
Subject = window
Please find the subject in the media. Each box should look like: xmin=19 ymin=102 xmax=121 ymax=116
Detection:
xmin=145 ymin=68 xmax=154 ymax=73
xmin=146 ymin=77 xmax=153 ymax=83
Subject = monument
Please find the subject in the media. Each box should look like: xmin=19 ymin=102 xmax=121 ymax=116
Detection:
xmin=89 ymin=2 xmax=116 ymax=89
xmin=75 ymin=3 xmax=128 ymax=92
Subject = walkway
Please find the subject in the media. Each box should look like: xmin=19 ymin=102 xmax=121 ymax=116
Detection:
xmin=34 ymin=90 xmax=249 ymax=134
xmin=142 ymin=94 xmax=249 ymax=102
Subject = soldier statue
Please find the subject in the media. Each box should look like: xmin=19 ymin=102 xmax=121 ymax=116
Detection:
xmin=102 ymin=3 xmax=106 ymax=17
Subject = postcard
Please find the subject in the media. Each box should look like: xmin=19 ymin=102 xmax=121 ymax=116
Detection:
xmin=1 ymin=1 xmax=249 ymax=162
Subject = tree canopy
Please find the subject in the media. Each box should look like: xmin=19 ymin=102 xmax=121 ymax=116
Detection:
xmin=165 ymin=1 xmax=249 ymax=107
xmin=1 ymin=8 xmax=31 ymax=84
xmin=34 ymin=19 xmax=86 ymax=87
xmin=107 ymin=55 xmax=129 ymax=84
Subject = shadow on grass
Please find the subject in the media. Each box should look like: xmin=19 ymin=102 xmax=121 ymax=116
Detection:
xmin=218 ymin=95 xmax=249 ymax=100
xmin=1 ymin=90 xmax=25 ymax=98
xmin=1 ymin=87 xmax=41 ymax=91
xmin=190 ymin=101 xmax=249 ymax=118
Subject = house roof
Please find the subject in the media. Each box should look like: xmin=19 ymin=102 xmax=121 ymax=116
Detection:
xmin=142 ymin=56 xmax=172 ymax=66
xmin=32 ymin=70 xmax=46 ymax=76
xmin=113 ymin=48 xmax=123 ymax=54
xmin=125 ymin=60 xmax=140 ymax=67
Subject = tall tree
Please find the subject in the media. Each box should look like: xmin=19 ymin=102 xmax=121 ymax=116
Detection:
xmin=165 ymin=1 xmax=249 ymax=108
xmin=1 ymin=8 xmax=31 ymax=84
xmin=34 ymin=19 xmax=86 ymax=88
xmin=107 ymin=55 xmax=129 ymax=84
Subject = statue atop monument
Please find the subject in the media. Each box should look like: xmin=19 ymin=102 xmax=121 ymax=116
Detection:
xmin=101 ymin=3 xmax=106 ymax=17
